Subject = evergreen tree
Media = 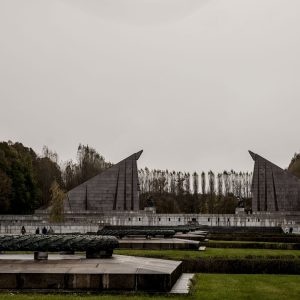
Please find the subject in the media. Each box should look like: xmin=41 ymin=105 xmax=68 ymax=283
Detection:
xmin=0 ymin=170 xmax=12 ymax=212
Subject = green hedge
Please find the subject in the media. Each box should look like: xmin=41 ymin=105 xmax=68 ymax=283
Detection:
xmin=182 ymin=258 xmax=300 ymax=274
xmin=103 ymin=225 xmax=198 ymax=234
xmin=207 ymin=241 xmax=300 ymax=250
xmin=202 ymin=226 xmax=283 ymax=234
xmin=209 ymin=234 xmax=300 ymax=243
xmin=97 ymin=229 xmax=175 ymax=238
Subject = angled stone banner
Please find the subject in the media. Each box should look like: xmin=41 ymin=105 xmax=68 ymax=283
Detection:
xmin=250 ymin=151 xmax=300 ymax=212
xmin=65 ymin=150 xmax=143 ymax=212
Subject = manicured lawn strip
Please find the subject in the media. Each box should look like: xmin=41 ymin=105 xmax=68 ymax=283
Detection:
xmin=115 ymin=248 xmax=300 ymax=260
xmin=192 ymin=274 xmax=300 ymax=300
xmin=1 ymin=274 xmax=300 ymax=300
xmin=3 ymin=247 xmax=300 ymax=259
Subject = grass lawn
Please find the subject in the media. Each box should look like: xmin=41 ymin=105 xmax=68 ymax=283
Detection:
xmin=3 ymin=247 xmax=300 ymax=260
xmin=0 ymin=274 xmax=299 ymax=300
xmin=115 ymin=248 xmax=300 ymax=260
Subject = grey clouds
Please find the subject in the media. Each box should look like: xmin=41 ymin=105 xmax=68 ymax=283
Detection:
xmin=0 ymin=0 xmax=299 ymax=172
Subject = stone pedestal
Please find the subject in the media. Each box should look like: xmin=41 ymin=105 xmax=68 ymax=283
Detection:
xmin=34 ymin=251 xmax=48 ymax=260
xmin=235 ymin=207 xmax=245 ymax=215
xmin=0 ymin=254 xmax=183 ymax=292
xmin=118 ymin=238 xmax=200 ymax=250
xmin=86 ymin=249 xmax=113 ymax=258
xmin=59 ymin=250 xmax=75 ymax=255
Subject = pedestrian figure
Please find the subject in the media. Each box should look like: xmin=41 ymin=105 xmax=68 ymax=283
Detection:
xmin=21 ymin=226 xmax=26 ymax=235
xmin=35 ymin=227 xmax=40 ymax=234
xmin=42 ymin=226 xmax=47 ymax=235
xmin=48 ymin=226 xmax=54 ymax=234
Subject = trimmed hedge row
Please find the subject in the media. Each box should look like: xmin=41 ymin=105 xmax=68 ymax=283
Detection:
xmin=103 ymin=225 xmax=200 ymax=234
xmin=209 ymin=234 xmax=300 ymax=243
xmin=201 ymin=226 xmax=283 ymax=234
xmin=97 ymin=229 xmax=175 ymax=239
xmin=206 ymin=241 xmax=300 ymax=250
xmin=182 ymin=258 xmax=300 ymax=274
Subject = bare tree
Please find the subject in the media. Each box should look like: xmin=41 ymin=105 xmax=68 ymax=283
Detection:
xmin=222 ymin=171 xmax=229 ymax=195
xmin=217 ymin=173 xmax=223 ymax=196
xmin=184 ymin=172 xmax=191 ymax=194
xmin=201 ymin=172 xmax=206 ymax=195
xmin=193 ymin=172 xmax=199 ymax=195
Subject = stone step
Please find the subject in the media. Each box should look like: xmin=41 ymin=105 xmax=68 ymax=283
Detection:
xmin=170 ymin=273 xmax=195 ymax=294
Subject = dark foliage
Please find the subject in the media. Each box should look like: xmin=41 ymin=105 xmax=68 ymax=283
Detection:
xmin=182 ymin=258 xmax=300 ymax=274
xmin=62 ymin=144 xmax=112 ymax=191
xmin=0 ymin=142 xmax=62 ymax=214
xmin=288 ymin=152 xmax=300 ymax=179
xmin=140 ymin=191 xmax=241 ymax=214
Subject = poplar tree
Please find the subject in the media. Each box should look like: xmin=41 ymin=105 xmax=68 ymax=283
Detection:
xmin=49 ymin=181 xmax=65 ymax=223
xmin=201 ymin=172 xmax=206 ymax=195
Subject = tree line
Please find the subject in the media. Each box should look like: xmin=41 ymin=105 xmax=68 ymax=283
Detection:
xmin=138 ymin=169 xmax=252 ymax=198
xmin=138 ymin=169 xmax=252 ymax=214
xmin=1 ymin=140 xmax=299 ymax=215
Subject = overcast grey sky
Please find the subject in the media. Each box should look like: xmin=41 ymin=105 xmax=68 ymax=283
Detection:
xmin=0 ymin=0 xmax=300 ymax=173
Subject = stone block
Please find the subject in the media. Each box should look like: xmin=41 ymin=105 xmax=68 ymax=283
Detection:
xmin=67 ymin=274 xmax=101 ymax=289
xmin=0 ymin=274 xmax=17 ymax=289
xmin=19 ymin=273 xmax=65 ymax=289
xmin=137 ymin=274 xmax=169 ymax=292
xmin=102 ymin=274 xmax=135 ymax=290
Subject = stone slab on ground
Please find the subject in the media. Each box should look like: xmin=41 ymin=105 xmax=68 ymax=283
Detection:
xmin=0 ymin=254 xmax=182 ymax=292
xmin=193 ymin=230 xmax=208 ymax=235
xmin=119 ymin=238 xmax=200 ymax=250
xmin=175 ymin=233 xmax=207 ymax=242
xmin=170 ymin=273 xmax=195 ymax=294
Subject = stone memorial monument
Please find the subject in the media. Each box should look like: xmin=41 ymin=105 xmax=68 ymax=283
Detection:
xmin=64 ymin=150 xmax=143 ymax=212
xmin=250 ymin=151 xmax=300 ymax=213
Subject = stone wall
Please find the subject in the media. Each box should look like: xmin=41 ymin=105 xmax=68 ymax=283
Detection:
xmin=1 ymin=211 xmax=299 ymax=234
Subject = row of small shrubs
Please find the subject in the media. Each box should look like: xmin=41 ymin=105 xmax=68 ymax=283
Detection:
xmin=182 ymin=258 xmax=300 ymax=274
xmin=97 ymin=229 xmax=175 ymax=238
xmin=206 ymin=241 xmax=300 ymax=250
xmin=103 ymin=225 xmax=203 ymax=234
xmin=209 ymin=234 xmax=300 ymax=243
xmin=202 ymin=226 xmax=283 ymax=234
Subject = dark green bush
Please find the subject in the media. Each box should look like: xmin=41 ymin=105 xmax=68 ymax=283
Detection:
xmin=182 ymin=258 xmax=300 ymax=274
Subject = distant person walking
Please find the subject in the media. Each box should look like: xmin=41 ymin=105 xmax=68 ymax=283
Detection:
xmin=48 ymin=227 xmax=54 ymax=234
xmin=21 ymin=226 xmax=26 ymax=235
xmin=42 ymin=226 xmax=47 ymax=235
xmin=35 ymin=227 xmax=40 ymax=234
